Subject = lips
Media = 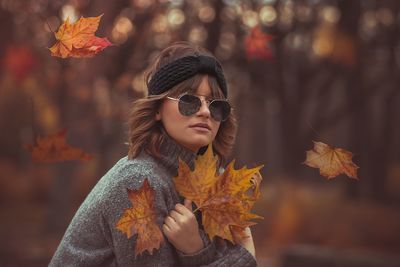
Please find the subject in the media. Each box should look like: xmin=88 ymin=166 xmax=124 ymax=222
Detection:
xmin=189 ymin=123 xmax=211 ymax=130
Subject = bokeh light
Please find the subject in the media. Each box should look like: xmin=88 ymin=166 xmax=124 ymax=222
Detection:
xmin=112 ymin=16 xmax=135 ymax=44
xmin=242 ymin=10 xmax=259 ymax=28
xmin=259 ymin=5 xmax=277 ymax=26
xmin=167 ymin=8 xmax=185 ymax=28
xmin=152 ymin=14 xmax=169 ymax=33
xmin=198 ymin=5 xmax=216 ymax=23
xmin=188 ymin=26 xmax=208 ymax=44
xmin=61 ymin=4 xmax=79 ymax=23
xmin=320 ymin=5 xmax=340 ymax=24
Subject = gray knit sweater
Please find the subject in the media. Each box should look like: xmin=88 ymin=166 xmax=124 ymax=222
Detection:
xmin=49 ymin=136 xmax=258 ymax=266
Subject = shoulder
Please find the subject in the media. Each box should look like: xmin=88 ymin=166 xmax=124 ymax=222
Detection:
xmin=96 ymin=154 xmax=171 ymax=223
xmin=98 ymin=153 xmax=167 ymax=192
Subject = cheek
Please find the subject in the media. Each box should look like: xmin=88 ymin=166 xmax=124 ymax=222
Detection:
xmin=160 ymin=103 xmax=186 ymax=129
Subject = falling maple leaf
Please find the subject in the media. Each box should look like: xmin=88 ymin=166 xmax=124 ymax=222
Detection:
xmin=303 ymin=141 xmax=359 ymax=180
xmin=49 ymin=15 xmax=112 ymax=58
xmin=173 ymin=145 xmax=264 ymax=243
xmin=116 ymin=179 xmax=164 ymax=257
xmin=245 ymin=26 xmax=274 ymax=61
xmin=24 ymin=129 xmax=92 ymax=163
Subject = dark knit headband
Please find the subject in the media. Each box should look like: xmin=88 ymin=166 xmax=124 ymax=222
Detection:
xmin=148 ymin=55 xmax=228 ymax=97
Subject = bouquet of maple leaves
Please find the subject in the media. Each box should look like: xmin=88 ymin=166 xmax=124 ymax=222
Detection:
xmin=115 ymin=145 xmax=264 ymax=257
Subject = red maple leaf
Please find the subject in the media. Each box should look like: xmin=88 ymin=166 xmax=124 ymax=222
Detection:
xmin=245 ymin=26 xmax=274 ymax=61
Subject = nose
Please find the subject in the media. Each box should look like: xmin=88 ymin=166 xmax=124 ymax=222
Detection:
xmin=196 ymin=98 xmax=211 ymax=118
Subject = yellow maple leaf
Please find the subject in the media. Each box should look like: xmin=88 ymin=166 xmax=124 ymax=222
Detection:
xmin=116 ymin=179 xmax=164 ymax=257
xmin=200 ymin=195 xmax=262 ymax=242
xmin=173 ymin=144 xmax=264 ymax=243
xmin=174 ymin=147 xmax=219 ymax=207
xmin=303 ymin=141 xmax=359 ymax=179
xmin=49 ymin=15 xmax=112 ymax=58
xmin=217 ymin=160 xmax=263 ymax=199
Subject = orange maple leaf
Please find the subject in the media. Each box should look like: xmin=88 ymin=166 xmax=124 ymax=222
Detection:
xmin=116 ymin=179 xmax=164 ymax=257
xmin=49 ymin=15 xmax=112 ymax=58
xmin=24 ymin=129 xmax=92 ymax=163
xmin=173 ymin=145 xmax=264 ymax=243
xmin=303 ymin=141 xmax=359 ymax=179
xmin=245 ymin=26 xmax=274 ymax=60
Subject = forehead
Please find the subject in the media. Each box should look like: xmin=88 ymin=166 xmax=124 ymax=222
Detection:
xmin=169 ymin=74 xmax=225 ymax=98
xmin=189 ymin=75 xmax=224 ymax=99
xmin=195 ymin=76 xmax=212 ymax=96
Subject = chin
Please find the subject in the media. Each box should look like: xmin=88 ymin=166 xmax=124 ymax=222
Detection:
xmin=185 ymin=139 xmax=211 ymax=152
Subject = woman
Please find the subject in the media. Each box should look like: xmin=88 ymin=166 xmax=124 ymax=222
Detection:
xmin=49 ymin=41 xmax=257 ymax=266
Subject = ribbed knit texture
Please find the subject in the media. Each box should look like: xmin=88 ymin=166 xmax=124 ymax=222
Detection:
xmin=148 ymin=55 xmax=228 ymax=97
xmin=49 ymin=135 xmax=257 ymax=266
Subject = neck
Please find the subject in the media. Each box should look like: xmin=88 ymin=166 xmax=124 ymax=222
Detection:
xmin=157 ymin=134 xmax=197 ymax=176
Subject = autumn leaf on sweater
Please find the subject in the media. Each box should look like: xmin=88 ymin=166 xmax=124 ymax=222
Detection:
xmin=24 ymin=129 xmax=92 ymax=163
xmin=49 ymin=15 xmax=112 ymax=58
xmin=116 ymin=179 xmax=164 ymax=257
xmin=303 ymin=141 xmax=359 ymax=179
xmin=173 ymin=145 xmax=264 ymax=243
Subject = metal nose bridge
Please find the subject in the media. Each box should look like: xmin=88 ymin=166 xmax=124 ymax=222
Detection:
xmin=197 ymin=97 xmax=212 ymax=109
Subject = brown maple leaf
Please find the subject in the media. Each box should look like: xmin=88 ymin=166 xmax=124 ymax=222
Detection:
xmin=49 ymin=15 xmax=112 ymax=58
xmin=173 ymin=145 xmax=264 ymax=243
xmin=24 ymin=129 xmax=92 ymax=163
xmin=303 ymin=141 xmax=359 ymax=179
xmin=116 ymin=179 xmax=164 ymax=257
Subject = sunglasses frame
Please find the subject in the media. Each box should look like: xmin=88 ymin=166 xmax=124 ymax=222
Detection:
xmin=166 ymin=93 xmax=231 ymax=122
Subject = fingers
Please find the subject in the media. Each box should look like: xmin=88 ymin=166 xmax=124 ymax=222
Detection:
xmin=162 ymin=222 xmax=173 ymax=237
xmin=184 ymin=199 xmax=193 ymax=211
xmin=169 ymin=210 xmax=181 ymax=222
xmin=164 ymin=215 xmax=176 ymax=228
xmin=174 ymin=200 xmax=193 ymax=215
xmin=162 ymin=222 xmax=171 ymax=232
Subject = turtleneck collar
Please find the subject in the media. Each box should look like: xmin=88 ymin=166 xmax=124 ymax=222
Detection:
xmin=156 ymin=134 xmax=197 ymax=176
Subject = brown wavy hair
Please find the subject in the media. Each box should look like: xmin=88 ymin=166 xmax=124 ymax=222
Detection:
xmin=126 ymin=41 xmax=237 ymax=163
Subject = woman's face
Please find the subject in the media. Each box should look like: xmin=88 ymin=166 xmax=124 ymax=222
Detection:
xmin=156 ymin=75 xmax=221 ymax=152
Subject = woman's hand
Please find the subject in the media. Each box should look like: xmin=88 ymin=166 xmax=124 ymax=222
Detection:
xmin=232 ymin=226 xmax=256 ymax=258
xmin=162 ymin=199 xmax=204 ymax=254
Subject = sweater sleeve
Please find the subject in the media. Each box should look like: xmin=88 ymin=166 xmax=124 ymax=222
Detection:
xmin=48 ymin=187 xmax=116 ymax=266
xmin=176 ymin=230 xmax=257 ymax=267
xmin=101 ymin=164 xmax=180 ymax=266
xmin=49 ymin=159 xmax=177 ymax=266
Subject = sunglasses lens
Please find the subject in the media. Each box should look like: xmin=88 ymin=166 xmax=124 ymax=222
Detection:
xmin=176 ymin=94 xmax=231 ymax=121
xmin=178 ymin=94 xmax=201 ymax=116
xmin=209 ymin=100 xmax=231 ymax=121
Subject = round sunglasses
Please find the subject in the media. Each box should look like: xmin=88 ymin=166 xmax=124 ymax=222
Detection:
xmin=166 ymin=94 xmax=231 ymax=122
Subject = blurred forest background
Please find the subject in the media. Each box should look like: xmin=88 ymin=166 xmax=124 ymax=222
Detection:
xmin=1 ymin=0 xmax=400 ymax=266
